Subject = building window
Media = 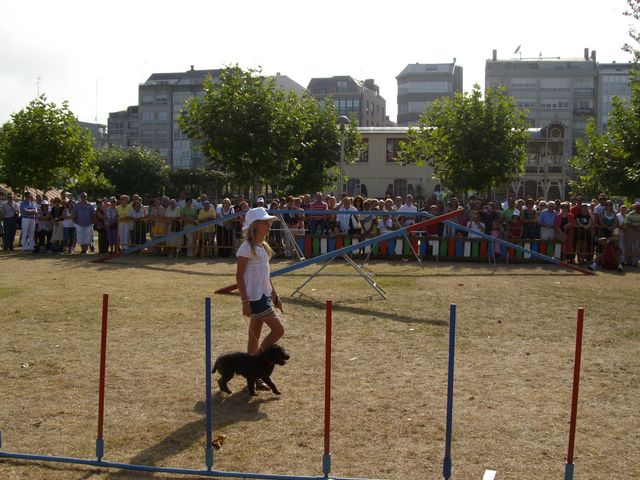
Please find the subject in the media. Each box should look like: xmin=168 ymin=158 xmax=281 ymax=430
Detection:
xmin=159 ymin=148 xmax=168 ymax=157
xmin=141 ymin=95 xmax=154 ymax=104
xmin=155 ymin=95 xmax=168 ymax=104
xmin=386 ymin=138 xmax=402 ymax=162
xmin=156 ymin=111 xmax=168 ymax=123
xmin=510 ymin=78 xmax=537 ymax=89
xmin=358 ymin=139 xmax=369 ymax=162
xmin=141 ymin=111 xmax=154 ymax=123
xmin=393 ymin=179 xmax=407 ymax=198
xmin=346 ymin=178 xmax=361 ymax=196
xmin=336 ymin=80 xmax=348 ymax=91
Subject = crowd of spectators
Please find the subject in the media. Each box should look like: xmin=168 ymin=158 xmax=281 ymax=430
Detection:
xmin=1 ymin=189 xmax=639 ymax=270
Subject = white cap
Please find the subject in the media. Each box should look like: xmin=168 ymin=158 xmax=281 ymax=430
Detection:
xmin=243 ymin=207 xmax=276 ymax=231
xmin=256 ymin=197 xmax=265 ymax=204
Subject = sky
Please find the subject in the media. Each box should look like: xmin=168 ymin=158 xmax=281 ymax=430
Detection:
xmin=0 ymin=0 xmax=634 ymax=126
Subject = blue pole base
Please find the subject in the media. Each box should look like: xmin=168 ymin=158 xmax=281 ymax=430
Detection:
xmin=564 ymin=463 xmax=574 ymax=480
xmin=95 ymin=438 xmax=104 ymax=461
xmin=0 ymin=430 xmax=3 ymax=449
xmin=322 ymin=453 xmax=331 ymax=478
xmin=442 ymin=455 xmax=452 ymax=480
xmin=205 ymin=447 xmax=214 ymax=471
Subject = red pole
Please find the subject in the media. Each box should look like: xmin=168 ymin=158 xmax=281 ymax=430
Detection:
xmin=566 ymin=307 xmax=584 ymax=466
xmin=97 ymin=294 xmax=109 ymax=442
xmin=323 ymin=300 xmax=332 ymax=457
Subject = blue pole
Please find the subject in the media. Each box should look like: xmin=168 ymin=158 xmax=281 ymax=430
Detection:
xmin=443 ymin=304 xmax=456 ymax=480
xmin=205 ymin=297 xmax=214 ymax=470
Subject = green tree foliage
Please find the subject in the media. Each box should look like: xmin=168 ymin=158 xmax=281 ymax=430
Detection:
xmin=0 ymin=96 xmax=95 ymax=191
xmin=179 ymin=65 xmax=362 ymax=194
xmin=571 ymin=81 xmax=640 ymax=198
xmin=400 ymin=84 xmax=529 ymax=196
xmin=167 ymin=167 xmax=232 ymax=199
xmin=623 ymin=0 xmax=640 ymax=63
xmin=96 ymin=146 xmax=170 ymax=197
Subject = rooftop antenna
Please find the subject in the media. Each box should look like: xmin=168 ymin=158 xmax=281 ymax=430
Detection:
xmin=514 ymin=44 xmax=522 ymax=60
xmin=36 ymin=76 xmax=42 ymax=96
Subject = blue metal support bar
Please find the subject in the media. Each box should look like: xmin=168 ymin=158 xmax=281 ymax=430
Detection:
xmin=442 ymin=304 xmax=456 ymax=480
xmin=205 ymin=297 xmax=214 ymax=470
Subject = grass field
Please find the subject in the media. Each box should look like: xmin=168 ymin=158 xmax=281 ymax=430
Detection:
xmin=0 ymin=253 xmax=638 ymax=480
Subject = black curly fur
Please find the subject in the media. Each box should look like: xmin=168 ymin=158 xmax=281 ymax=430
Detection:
xmin=213 ymin=344 xmax=290 ymax=396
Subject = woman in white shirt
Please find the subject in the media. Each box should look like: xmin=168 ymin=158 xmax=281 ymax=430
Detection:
xmin=236 ymin=207 xmax=284 ymax=360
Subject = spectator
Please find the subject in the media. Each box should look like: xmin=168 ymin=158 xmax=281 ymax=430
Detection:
xmin=466 ymin=210 xmax=485 ymax=238
xmin=398 ymin=194 xmax=418 ymax=227
xmin=443 ymin=196 xmax=465 ymax=238
xmin=62 ymin=199 xmax=76 ymax=254
xmin=198 ymin=200 xmax=217 ymax=256
xmin=480 ymin=202 xmax=501 ymax=240
xmin=1 ymin=192 xmax=20 ymax=251
xmin=307 ymin=192 xmax=328 ymax=236
xmin=128 ymin=198 xmax=147 ymax=247
xmin=616 ymin=204 xmax=628 ymax=264
xmin=36 ymin=199 xmax=53 ymax=253
xmin=538 ymin=201 xmax=557 ymax=241
xmin=105 ymin=197 xmax=118 ymax=254
xmin=255 ymin=196 xmax=265 ymax=208
xmin=180 ymin=198 xmax=198 ymax=257
xmin=360 ymin=199 xmax=377 ymax=236
xmin=379 ymin=198 xmax=395 ymax=235
xmin=94 ymin=199 xmax=108 ymax=254
xmin=73 ymin=192 xmax=95 ymax=254
xmin=20 ymin=192 xmax=38 ymax=253
xmin=598 ymin=200 xmax=618 ymax=238
xmin=593 ymin=192 xmax=608 ymax=217
xmin=574 ymin=203 xmax=594 ymax=264
xmin=624 ymin=202 xmax=640 ymax=266
xmin=116 ymin=195 xmax=132 ymax=251
xmin=50 ymin=197 xmax=65 ymax=253
xmin=338 ymin=197 xmax=359 ymax=234
xmin=164 ymin=198 xmax=182 ymax=256
xmin=507 ymin=209 xmax=523 ymax=241
xmin=216 ymin=198 xmax=235 ymax=258
xmin=593 ymin=236 xmax=624 ymax=272
xmin=554 ymin=202 xmax=575 ymax=259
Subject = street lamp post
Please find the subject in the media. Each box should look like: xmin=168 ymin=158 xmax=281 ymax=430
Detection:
xmin=337 ymin=115 xmax=350 ymax=196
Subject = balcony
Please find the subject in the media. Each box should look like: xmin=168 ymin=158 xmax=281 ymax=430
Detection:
xmin=573 ymin=88 xmax=594 ymax=97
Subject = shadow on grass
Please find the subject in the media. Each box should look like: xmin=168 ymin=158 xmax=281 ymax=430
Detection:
xmin=87 ymin=392 xmax=278 ymax=479
xmin=283 ymin=293 xmax=448 ymax=327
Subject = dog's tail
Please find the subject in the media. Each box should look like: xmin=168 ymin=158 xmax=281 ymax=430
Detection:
xmin=212 ymin=358 xmax=219 ymax=373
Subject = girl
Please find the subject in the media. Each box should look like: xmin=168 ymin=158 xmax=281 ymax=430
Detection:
xmin=236 ymin=207 xmax=285 ymax=360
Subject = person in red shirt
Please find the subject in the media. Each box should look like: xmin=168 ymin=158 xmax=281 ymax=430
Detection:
xmin=307 ymin=192 xmax=328 ymax=236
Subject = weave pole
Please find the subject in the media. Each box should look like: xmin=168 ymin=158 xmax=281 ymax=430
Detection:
xmin=205 ymin=297 xmax=214 ymax=470
xmin=443 ymin=304 xmax=456 ymax=480
xmin=564 ymin=307 xmax=584 ymax=480
xmin=96 ymin=293 xmax=109 ymax=461
xmin=323 ymin=300 xmax=333 ymax=479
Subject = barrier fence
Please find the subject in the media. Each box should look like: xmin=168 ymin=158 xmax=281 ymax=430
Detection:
xmin=92 ymin=210 xmax=628 ymax=265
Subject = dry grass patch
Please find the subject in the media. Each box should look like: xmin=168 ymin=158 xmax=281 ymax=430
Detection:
xmin=0 ymin=254 xmax=638 ymax=479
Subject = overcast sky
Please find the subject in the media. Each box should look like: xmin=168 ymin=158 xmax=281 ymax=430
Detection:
xmin=0 ymin=0 xmax=634 ymax=126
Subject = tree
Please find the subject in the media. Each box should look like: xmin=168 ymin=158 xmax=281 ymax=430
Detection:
xmin=400 ymin=85 xmax=529 ymax=196
xmin=96 ymin=146 xmax=170 ymax=197
xmin=570 ymin=81 xmax=640 ymax=198
xmin=0 ymin=96 xmax=95 ymax=192
xmin=179 ymin=65 xmax=362 ymax=194
xmin=167 ymin=167 xmax=232 ymax=199
xmin=623 ymin=0 xmax=640 ymax=63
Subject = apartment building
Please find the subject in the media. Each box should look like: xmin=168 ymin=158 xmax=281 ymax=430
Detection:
xmin=78 ymin=121 xmax=108 ymax=148
xmin=597 ymin=62 xmax=634 ymax=129
xmin=345 ymin=124 xmax=571 ymax=201
xmin=485 ymin=48 xmax=601 ymax=160
xmin=109 ymin=67 xmax=304 ymax=169
xmin=107 ymin=106 xmax=139 ymax=148
xmin=307 ymin=76 xmax=388 ymax=127
xmin=396 ymin=61 xmax=463 ymax=126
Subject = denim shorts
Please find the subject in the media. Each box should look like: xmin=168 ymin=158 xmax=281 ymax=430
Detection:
xmin=250 ymin=294 xmax=274 ymax=318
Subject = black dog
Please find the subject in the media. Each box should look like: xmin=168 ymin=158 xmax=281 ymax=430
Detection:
xmin=213 ymin=344 xmax=290 ymax=396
